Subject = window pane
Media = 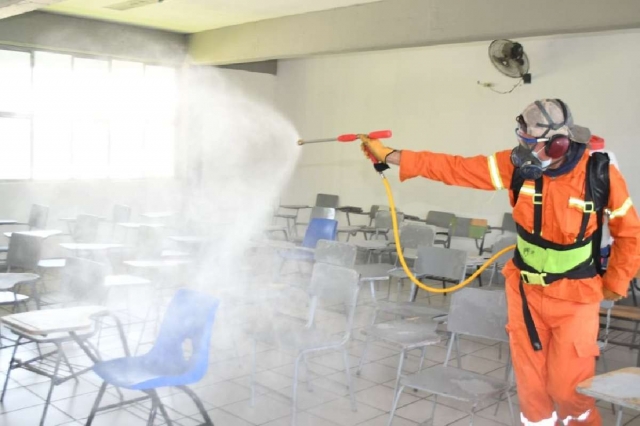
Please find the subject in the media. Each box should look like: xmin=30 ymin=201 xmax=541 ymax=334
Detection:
xmin=33 ymin=118 xmax=71 ymax=180
xmin=144 ymin=122 xmax=174 ymax=177
xmin=110 ymin=60 xmax=144 ymax=120
xmin=73 ymin=58 xmax=109 ymax=118
xmin=0 ymin=50 xmax=31 ymax=113
xmin=34 ymin=52 xmax=73 ymax=115
xmin=110 ymin=120 xmax=145 ymax=179
xmin=72 ymin=120 xmax=109 ymax=179
xmin=0 ymin=117 xmax=30 ymax=179
xmin=143 ymin=65 xmax=176 ymax=119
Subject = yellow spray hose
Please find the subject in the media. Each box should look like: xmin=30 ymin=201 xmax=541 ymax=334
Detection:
xmin=381 ymin=174 xmax=516 ymax=293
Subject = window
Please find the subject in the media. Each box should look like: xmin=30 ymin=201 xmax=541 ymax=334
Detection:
xmin=0 ymin=48 xmax=177 ymax=180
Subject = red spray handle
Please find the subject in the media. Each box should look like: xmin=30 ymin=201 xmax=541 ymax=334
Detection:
xmin=337 ymin=130 xmax=392 ymax=142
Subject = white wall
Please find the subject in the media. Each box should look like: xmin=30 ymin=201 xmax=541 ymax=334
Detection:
xmin=276 ymin=29 xmax=640 ymax=227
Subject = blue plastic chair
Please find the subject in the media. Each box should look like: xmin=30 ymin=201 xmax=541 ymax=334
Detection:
xmin=278 ymin=218 xmax=338 ymax=263
xmin=85 ymin=289 xmax=220 ymax=426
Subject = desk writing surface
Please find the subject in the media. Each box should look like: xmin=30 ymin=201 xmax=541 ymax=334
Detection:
xmin=1 ymin=305 xmax=107 ymax=336
xmin=577 ymin=367 xmax=640 ymax=411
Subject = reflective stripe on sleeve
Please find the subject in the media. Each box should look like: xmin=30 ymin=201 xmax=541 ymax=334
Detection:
xmin=488 ymin=155 xmax=504 ymax=190
xmin=609 ymin=197 xmax=633 ymax=220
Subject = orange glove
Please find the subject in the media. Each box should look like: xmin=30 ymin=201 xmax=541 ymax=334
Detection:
xmin=359 ymin=135 xmax=395 ymax=164
xmin=603 ymin=287 xmax=624 ymax=302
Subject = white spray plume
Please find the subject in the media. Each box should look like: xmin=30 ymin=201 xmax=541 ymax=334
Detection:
xmin=180 ymin=65 xmax=300 ymax=291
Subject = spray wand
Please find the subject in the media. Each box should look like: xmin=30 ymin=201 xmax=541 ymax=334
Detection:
xmin=298 ymin=130 xmax=515 ymax=294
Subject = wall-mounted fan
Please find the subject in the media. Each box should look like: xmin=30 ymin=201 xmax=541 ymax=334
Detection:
xmin=489 ymin=39 xmax=531 ymax=83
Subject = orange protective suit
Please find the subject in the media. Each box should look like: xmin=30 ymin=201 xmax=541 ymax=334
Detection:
xmin=399 ymin=148 xmax=640 ymax=425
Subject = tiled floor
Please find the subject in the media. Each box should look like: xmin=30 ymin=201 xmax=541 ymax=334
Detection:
xmin=1 ymin=262 xmax=640 ymax=426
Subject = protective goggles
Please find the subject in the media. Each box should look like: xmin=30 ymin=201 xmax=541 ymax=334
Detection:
xmin=515 ymin=129 xmax=551 ymax=145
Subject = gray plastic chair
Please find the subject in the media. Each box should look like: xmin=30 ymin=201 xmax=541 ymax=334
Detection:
xmin=357 ymin=224 xmax=436 ymax=301
xmin=315 ymin=193 xmax=339 ymax=208
xmin=27 ymin=204 xmax=49 ymax=230
xmin=73 ymin=214 xmax=101 ymax=243
xmin=387 ymin=287 xmax=515 ymax=426
xmin=393 ymin=245 xmax=468 ymax=302
xmin=447 ymin=217 xmax=489 ymax=254
xmin=486 ymin=234 xmax=517 ymax=286
xmin=294 ymin=207 xmax=337 ymax=243
xmin=425 ymin=211 xmax=455 ymax=246
xmin=359 ymin=210 xmax=405 ymax=243
xmin=1 ymin=233 xmax=44 ymax=308
xmin=357 ymin=246 xmax=466 ymax=399
xmin=252 ymin=261 xmax=360 ymax=426
xmin=314 ymin=239 xmax=357 ymax=268
xmin=0 ymin=205 xmax=50 ymax=254
xmin=389 ymin=224 xmax=435 ymax=264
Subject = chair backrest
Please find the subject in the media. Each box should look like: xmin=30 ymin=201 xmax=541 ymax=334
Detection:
xmin=450 ymin=217 xmax=488 ymax=239
xmin=61 ymin=257 xmax=108 ymax=302
xmin=7 ymin=233 xmax=43 ymax=271
xmin=315 ymin=193 xmax=339 ymax=208
xmin=307 ymin=262 xmax=360 ymax=334
xmin=501 ymin=212 xmax=516 ymax=234
xmin=137 ymin=225 xmax=165 ymax=257
xmin=368 ymin=205 xmax=389 ymax=221
xmin=302 ymin=218 xmax=338 ymax=248
xmin=414 ymin=245 xmax=468 ymax=282
xmin=374 ymin=210 xmax=404 ymax=229
xmin=28 ymin=204 xmax=49 ymax=230
xmin=147 ymin=289 xmax=220 ymax=382
xmin=314 ymin=240 xmax=357 ymax=268
xmin=113 ymin=204 xmax=132 ymax=223
xmin=425 ymin=211 xmax=455 ymax=229
xmin=310 ymin=207 xmax=336 ymax=221
xmin=73 ymin=214 xmax=101 ymax=243
xmin=400 ymin=224 xmax=435 ymax=249
xmin=492 ymin=234 xmax=517 ymax=265
xmin=447 ymin=287 xmax=508 ymax=343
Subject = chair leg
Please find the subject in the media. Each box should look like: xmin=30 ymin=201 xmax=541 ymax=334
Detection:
xmin=455 ymin=335 xmax=462 ymax=368
xmin=386 ymin=385 xmax=405 ymax=426
xmin=148 ymin=389 xmax=172 ymax=425
xmin=341 ymin=348 xmax=357 ymax=412
xmin=393 ymin=350 xmax=406 ymax=398
xmin=291 ymin=353 xmax=304 ymax=426
xmin=429 ymin=395 xmax=439 ymax=425
xmin=302 ymin=354 xmax=313 ymax=392
xmin=1 ymin=336 xmax=21 ymax=401
xmin=40 ymin=345 xmax=63 ymax=426
xmin=506 ymin=390 xmax=516 ymax=426
xmin=177 ymin=386 xmax=213 ymax=426
xmin=60 ymin=349 xmax=79 ymax=384
xmin=616 ymin=406 xmax=624 ymax=426
xmin=146 ymin=400 xmax=158 ymax=426
xmin=85 ymin=382 xmax=108 ymax=426
xmin=250 ymin=339 xmax=257 ymax=406
xmin=417 ymin=346 xmax=427 ymax=373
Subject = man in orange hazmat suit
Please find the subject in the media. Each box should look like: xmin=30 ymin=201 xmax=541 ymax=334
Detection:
xmin=360 ymin=99 xmax=640 ymax=425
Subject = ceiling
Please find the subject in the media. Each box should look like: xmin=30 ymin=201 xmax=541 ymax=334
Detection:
xmin=43 ymin=0 xmax=384 ymax=33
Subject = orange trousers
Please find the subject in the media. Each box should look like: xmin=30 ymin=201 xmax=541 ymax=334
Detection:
xmin=505 ymin=278 xmax=602 ymax=425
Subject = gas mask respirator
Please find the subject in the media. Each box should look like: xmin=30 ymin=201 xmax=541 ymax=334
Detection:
xmin=511 ymin=143 xmax=553 ymax=180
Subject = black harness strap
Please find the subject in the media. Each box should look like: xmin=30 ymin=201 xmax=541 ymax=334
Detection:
xmin=519 ymin=279 xmax=542 ymax=351
xmin=576 ymin=157 xmax=594 ymax=242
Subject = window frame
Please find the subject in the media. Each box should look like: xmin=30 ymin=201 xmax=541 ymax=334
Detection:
xmin=0 ymin=44 xmax=178 ymax=182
